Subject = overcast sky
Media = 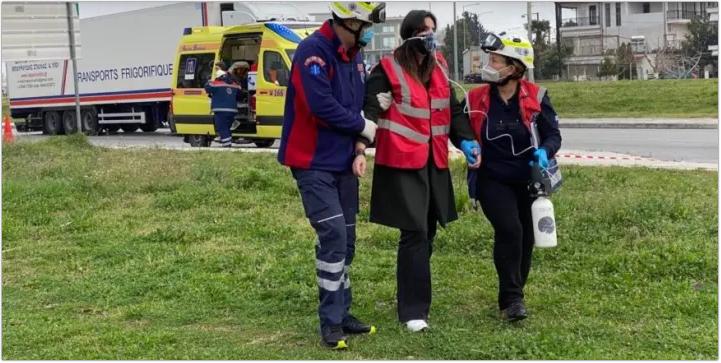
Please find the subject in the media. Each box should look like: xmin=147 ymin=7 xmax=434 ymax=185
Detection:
xmin=78 ymin=1 xmax=558 ymax=35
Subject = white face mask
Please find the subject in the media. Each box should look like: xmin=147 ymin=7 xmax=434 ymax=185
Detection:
xmin=481 ymin=64 xmax=511 ymax=83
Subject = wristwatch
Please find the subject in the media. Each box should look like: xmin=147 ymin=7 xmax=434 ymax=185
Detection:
xmin=355 ymin=149 xmax=366 ymax=157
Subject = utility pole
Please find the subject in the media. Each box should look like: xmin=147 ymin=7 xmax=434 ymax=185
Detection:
xmin=662 ymin=2 xmax=668 ymax=47
xmin=555 ymin=2 xmax=563 ymax=80
xmin=66 ymin=2 xmax=81 ymax=133
xmin=453 ymin=2 xmax=459 ymax=81
xmin=527 ymin=1 xmax=535 ymax=81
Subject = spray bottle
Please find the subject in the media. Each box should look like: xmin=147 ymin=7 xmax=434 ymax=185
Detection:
xmin=529 ymin=162 xmax=557 ymax=248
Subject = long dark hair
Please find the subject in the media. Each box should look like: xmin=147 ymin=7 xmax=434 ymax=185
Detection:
xmin=394 ymin=10 xmax=437 ymax=84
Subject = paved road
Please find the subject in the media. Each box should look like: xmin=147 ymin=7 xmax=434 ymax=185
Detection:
xmin=16 ymin=127 xmax=719 ymax=165
xmin=560 ymin=128 xmax=718 ymax=164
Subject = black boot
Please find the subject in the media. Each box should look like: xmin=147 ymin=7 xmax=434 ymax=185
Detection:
xmin=342 ymin=314 xmax=377 ymax=335
xmin=500 ymin=301 xmax=528 ymax=322
xmin=320 ymin=325 xmax=348 ymax=349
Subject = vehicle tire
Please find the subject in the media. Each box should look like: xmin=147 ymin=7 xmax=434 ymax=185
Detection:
xmin=167 ymin=110 xmax=177 ymax=134
xmin=187 ymin=135 xmax=211 ymax=147
xmin=62 ymin=110 xmax=80 ymax=134
xmin=140 ymin=110 xmax=158 ymax=132
xmin=43 ymin=111 xmax=63 ymax=135
xmin=253 ymin=139 xmax=275 ymax=148
xmin=140 ymin=121 xmax=158 ymax=132
xmin=81 ymin=108 xmax=99 ymax=136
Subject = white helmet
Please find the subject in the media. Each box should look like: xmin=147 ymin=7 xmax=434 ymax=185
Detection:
xmin=329 ymin=2 xmax=386 ymax=24
xmin=481 ymin=32 xmax=535 ymax=69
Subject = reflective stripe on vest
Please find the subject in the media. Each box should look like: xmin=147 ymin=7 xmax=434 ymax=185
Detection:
xmin=212 ymin=108 xmax=238 ymax=113
xmin=537 ymin=86 xmax=547 ymax=104
xmin=377 ymin=118 xmax=430 ymax=143
xmin=208 ymin=82 xmax=242 ymax=90
xmin=389 ymin=58 xmax=434 ymax=118
xmin=431 ymin=98 xmax=450 ymax=109
xmin=431 ymin=124 xmax=450 ymax=136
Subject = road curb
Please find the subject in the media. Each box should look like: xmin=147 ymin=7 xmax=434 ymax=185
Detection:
xmin=561 ymin=123 xmax=717 ymax=129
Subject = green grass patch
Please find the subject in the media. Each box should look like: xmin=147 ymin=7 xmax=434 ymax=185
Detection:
xmin=462 ymin=79 xmax=718 ymax=118
xmin=3 ymin=136 xmax=718 ymax=359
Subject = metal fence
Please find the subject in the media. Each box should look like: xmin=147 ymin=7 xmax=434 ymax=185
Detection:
xmin=666 ymin=10 xmax=706 ymax=20
xmin=561 ymin=16 xmax=601 ymax=27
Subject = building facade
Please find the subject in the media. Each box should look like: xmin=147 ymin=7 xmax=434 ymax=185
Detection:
xmin=559 ymin=1 xmax=717 ymax=80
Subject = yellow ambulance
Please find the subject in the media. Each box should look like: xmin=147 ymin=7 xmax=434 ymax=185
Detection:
xmin=170 ymin=22 xmax=319 ymax=147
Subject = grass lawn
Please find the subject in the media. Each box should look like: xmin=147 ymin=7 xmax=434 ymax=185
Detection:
xmin=2 ymin=136 xmax=718 ymax=359
xmin=3 ymin=79 xmax=719 ymax=123
xmin=462 ymin=79 xmax=718 ymax=118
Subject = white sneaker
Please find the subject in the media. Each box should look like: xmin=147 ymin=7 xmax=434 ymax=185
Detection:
xmin=405 ymin=319 xmax=429 ymax=332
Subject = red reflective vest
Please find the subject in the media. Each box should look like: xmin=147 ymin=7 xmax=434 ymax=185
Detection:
xmin=375 ymin=54 xmax=452 ymax=169
xmin=467 ymin=79 xmax=547 ymax=145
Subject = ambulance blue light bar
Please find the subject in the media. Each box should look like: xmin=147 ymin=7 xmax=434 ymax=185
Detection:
xmin=265 ymin=23 xmax=302 ymax=43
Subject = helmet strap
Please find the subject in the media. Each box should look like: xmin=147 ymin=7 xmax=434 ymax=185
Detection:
xmin=332 ymin=14 xmax=364 ymax=47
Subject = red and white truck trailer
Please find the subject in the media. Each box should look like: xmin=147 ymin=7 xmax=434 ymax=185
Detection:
xmin=5 ymin=1 xmax=310 ymax=134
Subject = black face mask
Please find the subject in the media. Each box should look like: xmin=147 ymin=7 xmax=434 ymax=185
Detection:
xmin=413 ymin=38 xmax=429 ymax=55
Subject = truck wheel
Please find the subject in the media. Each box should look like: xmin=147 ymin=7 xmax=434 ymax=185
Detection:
xmin=253 ymin=139 xmax=275 ymax=148
xmin=140 ymin=110 xmax=158 ymax=132
xmin=140 ymin=124 xmax=158 ymax=132
xmin=167 ymin=110 xmax=177 ymax=134
xmin=121 ymin=124 xmax=140 ymax=133
xmin=187 ymin=135 xmax=211 ymax=147
xmin=140 ymin=120 xmax=158 ymax=132
xmin=43 ymin=111 xmax=63 ymax=135
xmin=81 ymin=108 xmax=99 ymax=136
xmin=62 ymin=110 xmax=80 ymax=134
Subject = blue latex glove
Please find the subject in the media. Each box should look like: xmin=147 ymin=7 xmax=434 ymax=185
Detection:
xmin=460 ymin=139 xmax=481 ymax=165
xmin=530 ymin=147 xmax=549 ymax=169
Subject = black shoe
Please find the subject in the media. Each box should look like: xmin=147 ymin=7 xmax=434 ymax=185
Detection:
xmin=320 ymin=325 xmax=348 ymax=349
xmin=342 ymin=314 xmax=377 ymax=335
xmin=501 ymin=301 xmax=528 ymax=322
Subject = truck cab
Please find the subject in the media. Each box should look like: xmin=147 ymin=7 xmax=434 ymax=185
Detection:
xmin=171 ymin=21 xmax=318 ymax=147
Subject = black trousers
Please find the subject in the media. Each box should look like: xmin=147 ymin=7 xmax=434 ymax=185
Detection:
xmin=396 ymin=197 xmax=438 ymax=323
xmin=477 ymin=172 xmax=535 ymax=310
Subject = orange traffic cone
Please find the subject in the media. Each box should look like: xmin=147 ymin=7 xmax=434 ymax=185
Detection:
xmin=3 ymin=115 xmax=16 ymax=143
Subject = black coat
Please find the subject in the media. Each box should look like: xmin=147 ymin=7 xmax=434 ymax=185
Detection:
xmin=364 ymin=64 xmax=476 ymax=231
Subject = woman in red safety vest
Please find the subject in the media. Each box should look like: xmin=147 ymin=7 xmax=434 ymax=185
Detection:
xmin=362 ymin=9 xmax=480 ymax=332
xmin=466 ymin=32 xmax=562 ymax=322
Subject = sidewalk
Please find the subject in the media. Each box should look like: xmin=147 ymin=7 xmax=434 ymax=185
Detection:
xmin=561 ymin=118 xmax=718 ymax=129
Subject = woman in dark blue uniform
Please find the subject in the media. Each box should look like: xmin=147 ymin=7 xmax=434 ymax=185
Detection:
xmin=465 ymin=32 xmax=562 ymax=322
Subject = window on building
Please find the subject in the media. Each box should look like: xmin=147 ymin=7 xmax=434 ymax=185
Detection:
xmin=263 ymin=51 xmax=289 ymax=87
xmin=381 ymin=36 xmax=396 ymax=48
xmin=589 ymin=5 xmax=598 ymax=25
xmin=642 ymin=2 xmax=650 ymax=13
xmin=382 ymin=25 xmax=394 ymax=33
xmin=616 ymin=3 xmax=622 ymax=26
xmin=605 ymin=3 xmax=611 ymax=27
xmin=176 ymin=53 xmax=215 ymax=88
